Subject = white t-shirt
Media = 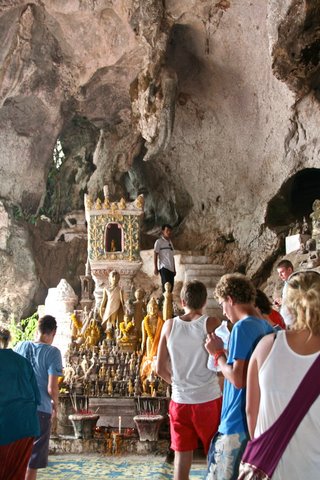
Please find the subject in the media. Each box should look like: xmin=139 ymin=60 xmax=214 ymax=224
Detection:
xmin=255 ymin=331 xmax=320 ymax=479
xmin=154 ymin=235 xmax=175 ymax=272
xmin=280 ymin=282 xmax=294 ymax=327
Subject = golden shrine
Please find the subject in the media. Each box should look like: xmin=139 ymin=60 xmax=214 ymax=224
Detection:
xmin=84 ymin=186 xmax=144 ymax=304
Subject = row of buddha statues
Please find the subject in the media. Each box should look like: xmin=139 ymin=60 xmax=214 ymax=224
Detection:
xmin=72 ymin=271 xmax=174 ymax=356
xmin=62 ymin=270 xmax=175 ymax=398
xmin=63 ymin=344 xmax=168 ymax=398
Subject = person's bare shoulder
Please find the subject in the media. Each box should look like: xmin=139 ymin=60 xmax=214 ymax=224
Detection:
xmin=162 ymin=317 xmax=174 ymax=338
xmin=252 ymin=332 xmax=277 ymax=368
xmin=206 ymin=316 xmax=221 ymax=333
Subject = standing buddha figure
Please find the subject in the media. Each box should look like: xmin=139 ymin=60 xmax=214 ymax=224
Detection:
xmin=140 ymin=297 xmax=164 ymax=383
xmin=133 ymin=288 xmax=146 ymax=342
xmin=100 ymin=270 xmax=124 ymax=331
xmin=162 ymin=282 xmax=173 ymax=321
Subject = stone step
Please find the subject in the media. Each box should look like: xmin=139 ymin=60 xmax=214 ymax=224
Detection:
xmin=184 ymin=264 xmax=224 ymax=271
xmin=184 ymin=274 xmax=222 ymax=285
xmin=179 ymin=254 xmax=217 ymax=265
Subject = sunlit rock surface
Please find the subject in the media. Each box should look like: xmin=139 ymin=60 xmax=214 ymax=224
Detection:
xmin=1 ymin=1 xmax=320 ymax=319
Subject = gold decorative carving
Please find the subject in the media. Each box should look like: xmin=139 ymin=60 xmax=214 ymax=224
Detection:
xmin=135 ymin=194 xmax=144 ymax=209
xmin=95 ymin=198 xmax=102 ymax=210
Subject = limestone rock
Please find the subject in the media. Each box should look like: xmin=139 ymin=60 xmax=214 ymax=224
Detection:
xmin=1 ymin=1 xmax=320 ymax=319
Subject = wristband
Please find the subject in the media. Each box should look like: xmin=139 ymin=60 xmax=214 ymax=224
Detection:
xmin=214 ymin=349 xmax=225 ymax=367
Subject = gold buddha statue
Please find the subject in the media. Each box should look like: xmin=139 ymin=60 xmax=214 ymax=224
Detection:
xmin=133 ymin=288 xmax=146 ymax=341
xmin=140 ymin=297 xmax=164 ymax=382
xmin=163 ymin=282 xmax=173 ymax=321
xmin=117 ymin=314 xmax=137 ymax=352
xmin=83 ymin=318 xmax=100 ymax=347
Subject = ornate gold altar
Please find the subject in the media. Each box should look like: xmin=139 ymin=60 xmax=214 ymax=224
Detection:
xmin=84 ymin=188 xmax=144 ymax=303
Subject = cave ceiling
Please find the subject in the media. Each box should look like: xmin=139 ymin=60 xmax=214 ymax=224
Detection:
xmin=1 ymin=0 xmax=320 ymax=320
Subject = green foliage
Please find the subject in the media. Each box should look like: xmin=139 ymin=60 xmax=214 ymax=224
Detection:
xmin=12 ymin=205 xmax=24 ymax=221
xmin=9 ymin=312 xmax=38 ymax=346
xmin=12 ymin=205 xmax=39 ymax=224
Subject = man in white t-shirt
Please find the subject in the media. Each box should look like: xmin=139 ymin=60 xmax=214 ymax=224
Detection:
xmin=154 ymin=224 xmax=176 ymax=292
xmin=275 ymin=259 xmax=294 ymax=328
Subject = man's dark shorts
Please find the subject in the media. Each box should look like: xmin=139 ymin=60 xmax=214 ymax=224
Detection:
xmin=29 ymin=411 xmax=51 ymax=469
xmin=160 ymin=267 xmax=175 ymax=292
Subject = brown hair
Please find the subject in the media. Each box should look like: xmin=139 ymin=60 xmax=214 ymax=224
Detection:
xmin=277 ymin=259 xmax=293 ymax=270
xmin=255 ymin=289 xmax=272 ymax=315
xmin=180 ymin=281 xmax=207 ymax=310
xmin=215 ymin=273 xmax=256 ymax=305
xmin=38 ymin=315 xmax=57 ymax=335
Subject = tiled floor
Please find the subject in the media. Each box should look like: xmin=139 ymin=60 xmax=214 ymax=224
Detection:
xmin=38 ymin=454 xmax=207 ymax=479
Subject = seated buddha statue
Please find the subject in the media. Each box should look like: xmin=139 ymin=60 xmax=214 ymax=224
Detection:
xmin=83 ymin=318 xmax=100 ymax=347
xmin=117 ymin=314 xmax=137 ymax=352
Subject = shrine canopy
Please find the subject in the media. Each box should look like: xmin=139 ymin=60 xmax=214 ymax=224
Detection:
xmin=84 ymin=189 xmax=144 ymax=299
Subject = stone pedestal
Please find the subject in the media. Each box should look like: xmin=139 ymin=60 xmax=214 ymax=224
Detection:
xmin=133 ymin=415 xmax=164 ymax=442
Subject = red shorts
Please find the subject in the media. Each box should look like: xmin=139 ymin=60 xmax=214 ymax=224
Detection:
xmin=0 ymin=437 xmax=34 ymax=480
xmin=169 ymin=397 xmax=222 ymax=454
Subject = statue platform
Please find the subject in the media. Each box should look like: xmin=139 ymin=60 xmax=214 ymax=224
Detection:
xmin=53 ymin=395 xmax=170 ymax=456
xmin=57 ymin=395 xmax=170 ymax=436
xmin=49 ymin=433 xmax=170 ymax=456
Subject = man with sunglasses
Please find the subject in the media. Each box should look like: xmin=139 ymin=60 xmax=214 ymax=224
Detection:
xmin=154 ymin=224 xmax=176 ymax=293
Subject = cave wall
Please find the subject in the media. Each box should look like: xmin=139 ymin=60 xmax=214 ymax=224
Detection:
xmin=1 ymin=0 xmax=320 ymax=320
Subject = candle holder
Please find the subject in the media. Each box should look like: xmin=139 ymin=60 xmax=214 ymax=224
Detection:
xmin=111 ymin=432 xmax=123 ymax=455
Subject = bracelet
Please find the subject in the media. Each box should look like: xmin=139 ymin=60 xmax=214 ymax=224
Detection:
xmin=214 ymin=349 xmax=225 ymax=367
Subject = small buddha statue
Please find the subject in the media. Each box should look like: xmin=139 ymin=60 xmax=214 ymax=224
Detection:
xmin=162 ymin=282 xmax=173 ymax=321
xmin=84 ymin=318 xmax=100 ymax=347
xmin=99 ymin=340 xmax=108 ymax=358
xmin=128 ymin=378 xmax=134 ymax=396
xmin=99 ymin=363 xmax=106 ymax=381
xmin=133 ymin=288 xmax=146 ymax=340
xmin=80 ymin=355 xmax=89 ymax=379
xmin=100 ymin=270 xmax=124 ymax=331
xmin=311 ymin=199 xmax=320 ymax=239
xmin=117 ymin=314 xmax=137 ymax=352
xmin=107 ymin=377 xmax=113 ymax=396
xmin=140 ymin=297 xmax=164 ymax=382
xmin=70 ymin=311 xmax=82 ymax=339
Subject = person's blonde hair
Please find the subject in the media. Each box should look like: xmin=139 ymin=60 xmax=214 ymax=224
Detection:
xmin=286 ymin=271 xmax=320 ymax=335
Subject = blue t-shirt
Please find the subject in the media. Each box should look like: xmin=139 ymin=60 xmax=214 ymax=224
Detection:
xmin=219 ymin=316 xmax=273 ymax=435
xmin=0 ymin=349 xmax=40 ymax=445
xmin=15 ymin=341 xmax=63 ymax=414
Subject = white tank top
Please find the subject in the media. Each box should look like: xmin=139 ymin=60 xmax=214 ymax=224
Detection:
xmin=255 ymin=331 xmax=320 ymax=480
xmin=167 ymin=315 xmax=221 ymax=404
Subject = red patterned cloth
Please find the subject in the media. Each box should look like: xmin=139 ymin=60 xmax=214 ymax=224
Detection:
xmin=0 ymin=436 xmax=34 ymax=480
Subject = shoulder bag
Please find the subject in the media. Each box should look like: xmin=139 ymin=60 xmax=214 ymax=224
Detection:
xmin=238 ymin=353 xmax=320 ymax=479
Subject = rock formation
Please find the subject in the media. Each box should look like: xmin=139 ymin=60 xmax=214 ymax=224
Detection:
xmin=1 ymin=0 xmax=320 ymax=320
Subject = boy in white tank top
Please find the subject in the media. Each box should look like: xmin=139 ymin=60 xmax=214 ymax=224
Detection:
xmin=156 ymin=281 xmax=222 ymax=480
